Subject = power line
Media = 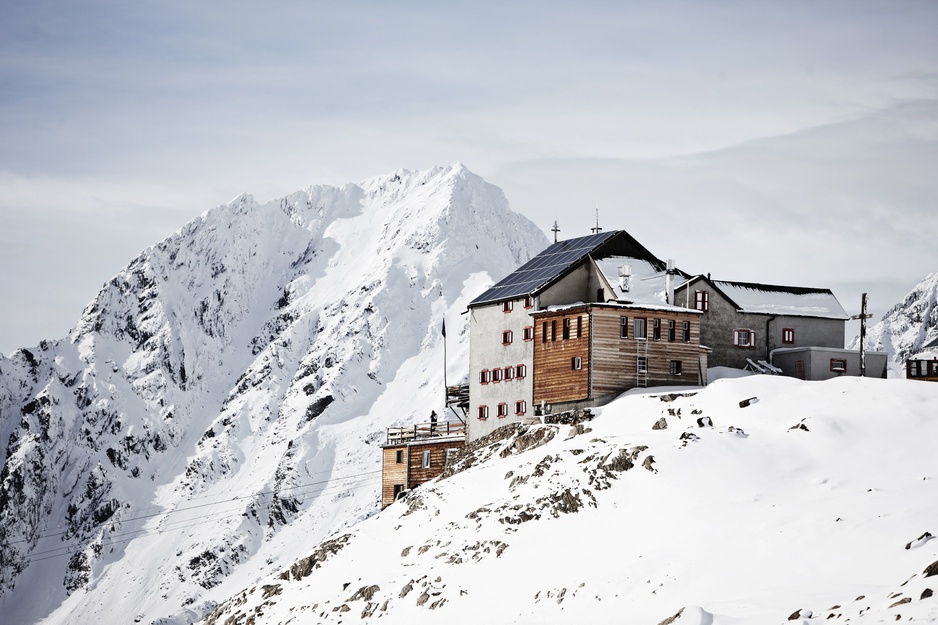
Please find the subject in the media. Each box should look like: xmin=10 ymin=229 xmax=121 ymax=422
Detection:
xmin=9 ymin=468 xmax=382 ymax=547
xmin=26 ymin=476 xmax=382 ymax=564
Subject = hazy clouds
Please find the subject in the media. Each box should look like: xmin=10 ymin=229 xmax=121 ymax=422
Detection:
xmin=1 ymin=1 xmax=936 ymax=353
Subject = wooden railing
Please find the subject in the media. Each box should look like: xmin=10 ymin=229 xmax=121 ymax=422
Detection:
xmin=386 ymin=421 xmax=466 ymax=445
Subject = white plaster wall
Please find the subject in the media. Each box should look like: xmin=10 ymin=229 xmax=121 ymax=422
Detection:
xmin=468 ymin=299 xmax=535 ymax=441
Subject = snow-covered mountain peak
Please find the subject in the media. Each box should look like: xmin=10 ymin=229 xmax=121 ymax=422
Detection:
xmin=0 ymin=165 xmax=548 ymax=624
xmin=853 ymin=271 xmax=938 ymax=376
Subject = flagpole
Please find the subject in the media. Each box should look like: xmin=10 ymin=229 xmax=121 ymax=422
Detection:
xmin=442 ymin=317 xmax=448 ymax=412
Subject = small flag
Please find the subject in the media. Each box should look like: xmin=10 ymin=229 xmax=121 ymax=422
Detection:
xmin=441 ymin=319 xmax=446 ymax=338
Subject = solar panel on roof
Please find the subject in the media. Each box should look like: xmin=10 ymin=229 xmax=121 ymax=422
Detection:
xmin=469 ymin=231 xmax=619 ymax=306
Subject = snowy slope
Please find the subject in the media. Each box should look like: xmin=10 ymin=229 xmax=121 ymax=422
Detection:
xmin=852 ymin=272 xmax=938 ymax=377
xmin=199 ymin=376 xmax=938 ymax=625
xmin=0 ymin=164 xmax=548 ymax=624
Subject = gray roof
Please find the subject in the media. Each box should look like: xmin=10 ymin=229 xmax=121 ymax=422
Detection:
xmin=684 ymin=277 xmax=849 ymax=320
xmin=469 ymin=231 xmax=618 ymax=306
xmin=469 ymin=230 xmax=670 ymax=307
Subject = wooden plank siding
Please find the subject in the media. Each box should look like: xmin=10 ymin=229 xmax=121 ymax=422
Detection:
xmin=532 ymin=307 xmax=591 ymax=405
xmin=590 ymin=307 xmax=702 ymax=394
xmin=381 ymin=440 xmax=464 ymax=509
xmin=533 ymin=305 xmax=703 ymax=406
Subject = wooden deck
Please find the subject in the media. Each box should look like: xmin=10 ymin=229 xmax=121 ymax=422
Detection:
xmin=385 ymin=421 xmax=466 ymax=445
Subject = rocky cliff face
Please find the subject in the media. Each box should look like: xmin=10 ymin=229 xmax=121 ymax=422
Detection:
xmin=0 ymin=164 xmax=548 ymax=624
xmin=851 ymin=272 xmax=938 ymax=376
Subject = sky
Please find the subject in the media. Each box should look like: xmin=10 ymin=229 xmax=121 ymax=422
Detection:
xmin=1 ymin=0 xmax=937 ymax=356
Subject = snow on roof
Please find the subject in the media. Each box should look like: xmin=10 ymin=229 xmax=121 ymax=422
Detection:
xmin=593 ymin=256 xmax=692 ymax=312
xmin=711 ymin=279 xmax=849 ymax=320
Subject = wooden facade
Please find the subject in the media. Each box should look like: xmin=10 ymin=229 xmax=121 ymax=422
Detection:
xmin=380 ymin=423 xmax=465 ymax=509
xmin=533 ymin=304 xmax=705 ymax=407
xmin=907 ymin=357 xmax=938 ymax=382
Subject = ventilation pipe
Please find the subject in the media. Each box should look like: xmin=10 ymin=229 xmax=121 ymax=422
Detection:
xmin=618 ymin=265 xmax=632 ymax=293
xmin=666 ymin=259 xmax=675 ymax=304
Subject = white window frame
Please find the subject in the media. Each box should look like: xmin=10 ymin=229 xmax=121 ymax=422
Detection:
xmin=571 ymin=356 xmax=582 ymax=370
xmin=734 ymin=329 xmax=754 ymax=348
xmin=422 ymin=450 xmax=431 ymax=469
xmin=637 ymin=356 xmax=648 ymax=373
xmin=695 ymin=290 xmax=709 ymax=312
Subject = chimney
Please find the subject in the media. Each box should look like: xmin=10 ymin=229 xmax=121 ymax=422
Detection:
xmin=666 ymin=259 xmax=675 ymax=304
xmin=618 ymin=265 xmax=632 ymax=293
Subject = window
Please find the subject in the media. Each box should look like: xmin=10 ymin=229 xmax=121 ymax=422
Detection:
xmin=515 ymin=400 xmax=527 ymax=416
xmin=577 ymin=316 xmax=583 ymax=338
xmin=563 ymin=318 xmax=571 ymax=340
xmin=395 ymin=449 xmax=404 ymax=464
xmin=597 ymin=288 xmax=605 ymax=302
xmin=620 ymin=316 xmax=628 ymax=338
xmin=393 ymin=484 xmax=405 ymax=500
xmin=695 ymin=290 xmax=709 ymax=312
xmin=634 ymin=318 xmax=647 ymax=339
xmin=515 ymin=364 xmax=527 ymax=379
xmin=551 ymin=320 xmax=557 ymax=342
xmin=782 ymin=328 xmax=795 ymax=344
xmin=682 ymin=321 xmax=691 ymax=342
xmin=571 ymin=356 xmax=582 ymax=370
xmin=523 ymin=295 xmax=534 ymax=309
xmin=652 ymin=318 xmax=661 ymax=340
xmin=670 ymin=360 xmax=682 ymax=375
xmin=422 ymin=450 xmax=431 ymax=468
xmin=734 ymin=329 xmax=754 ymax=348
xmin=522 ymin=326 xmax=534 ymax=341
xmin=479 ymin=369 xmax=490 ymax=385
xmin=637 ymin=356 xmax=648 ymax=373
xmin=477 ymin=405 xmax=489 ymax=420
xmin=502 ymin=301 xmax=513 ymax=313
xmin=908 ymin=360 xmax=922 ymax=378
xmin=830 ymin=359 xmax=847 ymax=373
xmin=502 ymin=330 xmax=513 ymax=345
xmin=542 ymin=322 xmax=548 ymax=344
xmin=492 ymin=368 xmax=502 ymax=383
xmin=504 ymin=366 xmax=514 ymax=381
xmin=668 ymin=320 xmax=675 ymax=342
xmin=497 ymin=403 xmax=508 ymax=418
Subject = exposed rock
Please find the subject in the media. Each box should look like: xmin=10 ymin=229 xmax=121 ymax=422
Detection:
xmin=696 ymin=416 xmax=713 ymax=427
xmin=643 ymin=456 xmax=657 ymax=473
xmin=657 ymin=607 xmax=684 ymax=625
xmin=348 ymin=585 xmax=380 ymax=602
xmin=925 ymin=559 xmax=938 ymax=578
xmin=652 ymin=418 xmax=668 ymax=430
xmin=739 ymin=397 xmax=758 ymax=408
xmin=788 ymin=608 xmax=812 ymax=619
xmin=905 ymin=531 xmax=933 ymax=549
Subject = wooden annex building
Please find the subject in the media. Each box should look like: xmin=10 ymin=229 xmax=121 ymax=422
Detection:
xmin=907 ymin=336 xmax=938 ymax=382
xmin=380 ymin=420 xmax=465 ymax=509
xmin=532 ymin=303 xmax=704 ymax=411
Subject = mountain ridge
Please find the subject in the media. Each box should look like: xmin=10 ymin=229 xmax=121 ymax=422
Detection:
xmin=0 ymin=164 xmax=548 ymax=624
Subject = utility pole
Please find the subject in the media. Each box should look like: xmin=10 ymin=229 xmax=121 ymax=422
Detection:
xmin=850 ymin=293 xmax=873 ymax=377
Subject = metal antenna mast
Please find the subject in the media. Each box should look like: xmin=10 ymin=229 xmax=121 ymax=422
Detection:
xmin=590 ymin=206 xmax=602 ymax=234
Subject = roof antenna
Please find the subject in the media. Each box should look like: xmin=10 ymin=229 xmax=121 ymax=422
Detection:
xmin=551 ymin=220 xmax=561 ymax=243
xmin=590 ymin=205 xmax=602 ymax=234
